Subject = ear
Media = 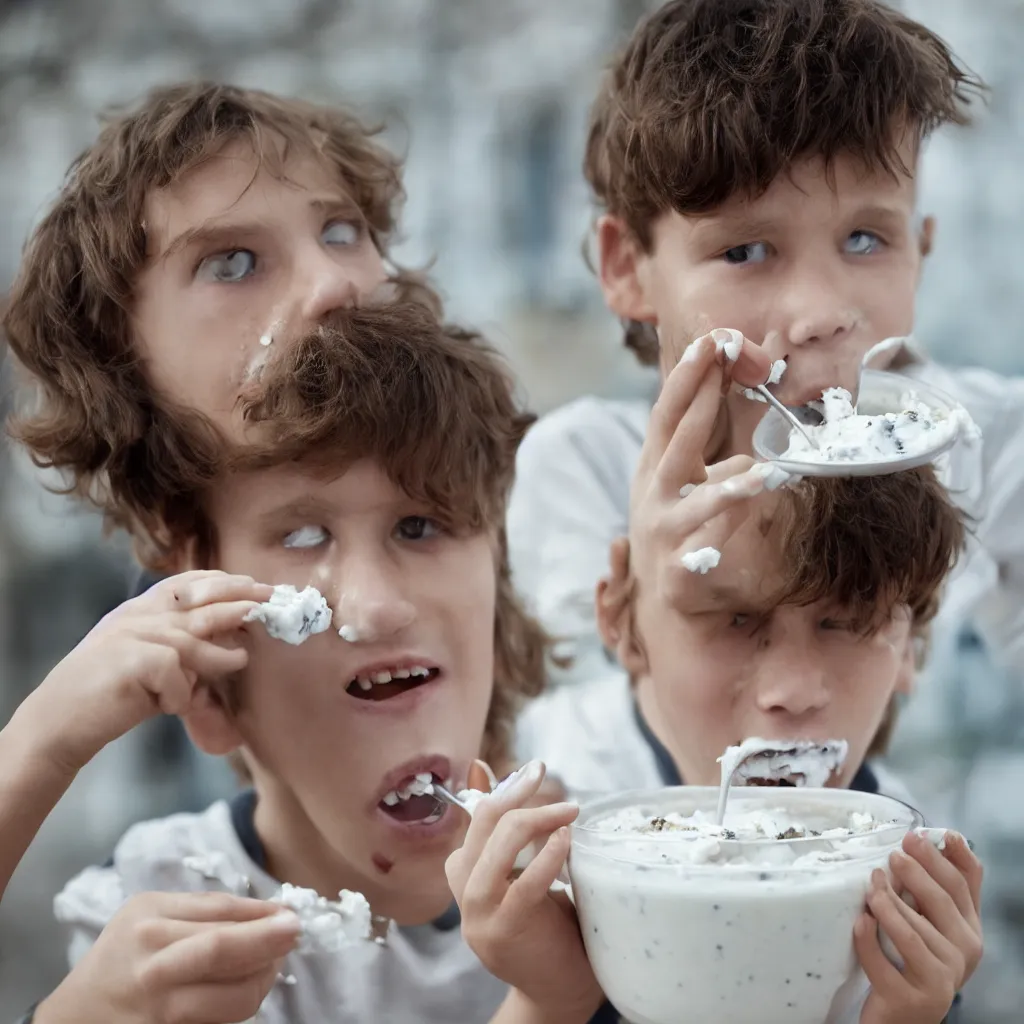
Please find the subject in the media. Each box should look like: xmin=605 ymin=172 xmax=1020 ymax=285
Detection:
xmin=893 ymin=627 xmax=917 ymax=698
xmin=918 ymin=214 xmax=936 ymax=260
xmin=596 ymin=537 xmax=649 ymax=678
xmin=180 ymin=684 xmax=245 ymax=756
xmin=597 ymin=214 xmax=657 ymax=323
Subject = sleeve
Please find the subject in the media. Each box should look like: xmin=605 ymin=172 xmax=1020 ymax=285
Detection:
xmin=52 ymin=863 xmax=129 ymax=968
xmin=507 ymin=400 xmax=638 ymax=687
xmin=960 ymin=374 xmax=1024 ymax=675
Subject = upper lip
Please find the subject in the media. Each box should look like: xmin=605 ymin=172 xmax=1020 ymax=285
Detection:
xmin=374 ymin=754 xmax=453 ymax=806
xmin=346 ymin=654 xmax=441 ymax=684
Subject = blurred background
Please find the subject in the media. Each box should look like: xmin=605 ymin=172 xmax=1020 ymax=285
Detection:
xmin=1 ymin=0 xmax=1023 ymax=1019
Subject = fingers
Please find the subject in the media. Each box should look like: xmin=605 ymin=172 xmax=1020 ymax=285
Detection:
xmin=640 ymin=333 xmax=720 ymax=486
xmin=158 ymin=892 xmax=286 ymax=924
xmin=866 ymin=873 xmax=955 ymax=988
xmin=186 ymin=599 xmax=269 ymax=639
xmin=143 ymin=910 xmax=302 ymax=988
xmin=893 ymin=837 xmax=979 ymax=938
xmin=159 ymin=573 xmax=274 ymax=613
xmin=854 ymin=912 xmax=905 ymax=996
xmin=652 ymin=345 xmax=728 ymax=500
xmin=511 ymin=824 xmax=573 ymax=905
xmin=159 ymin=963 xmax=281 ymax=1024
xmin=934 ymin=831 xmax=984 ymax=915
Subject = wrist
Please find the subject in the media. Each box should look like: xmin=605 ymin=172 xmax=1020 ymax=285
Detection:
xmin=7 ymin=687 xmax=94 ymax=778
xmin=503 ymin=986 xmax=604 ymax=1024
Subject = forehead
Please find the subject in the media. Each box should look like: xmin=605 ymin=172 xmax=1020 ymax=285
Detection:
xmin=207 ymin=459 xmax=403 ymax=524
xmin=143 ymin=139 xmax=352 ymax=254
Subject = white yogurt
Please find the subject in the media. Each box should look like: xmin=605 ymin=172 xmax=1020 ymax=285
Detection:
xmin=269 ymin=883 xmax=372 ymax=954
xmin=782 ymin=386 xmax=978 ymax=464
xmin=245 ymin=584 xmax=332 ymax=645
xmin=569 ymin=786 xmax=922 ymax=1024
xmin=681 ymin=547 xmax=721 ymax=574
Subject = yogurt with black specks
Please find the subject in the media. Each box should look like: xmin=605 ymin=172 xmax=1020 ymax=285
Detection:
xmin=569 ymin=786 xmax=922 ymax=1024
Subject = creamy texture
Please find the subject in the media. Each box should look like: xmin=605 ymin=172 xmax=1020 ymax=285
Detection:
xmin=245 ymin=584 xmax=333 ymax=645
xmin=338 ymin=624 xmax=362 ymax=642
xmin=270 ymin=883 xmax=373 ymax=954
xmin=716 ymin=738 xmax=849 ymax=824
xmin=782 ymin=386 xmax=978 ymax=464
xmin=681 ymin=546 xmax=721 ymax=574
xmin=570 ymin=788 xmax=920 ymax=1024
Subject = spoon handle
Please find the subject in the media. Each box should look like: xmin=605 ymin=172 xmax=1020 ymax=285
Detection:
xmin=433 ymin=782 xmax=470 ymax=813
xmin=755 ymin=384 xmax=819 ymax=450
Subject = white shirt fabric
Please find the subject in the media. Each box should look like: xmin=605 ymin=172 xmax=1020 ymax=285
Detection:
xmin=507 ymin=355 xmax=1024 ymax=686
xmin=53 ymin=799 xmax=508 ymax=1024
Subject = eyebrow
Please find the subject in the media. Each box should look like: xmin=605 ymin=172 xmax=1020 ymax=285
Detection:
xmin=158 ymin=194 xmax=365 ymax=262
xmin=252 ymin=495 xmax=338 ymax=529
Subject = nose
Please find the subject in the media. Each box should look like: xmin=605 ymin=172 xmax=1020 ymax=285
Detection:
xmin=782 ymin=261 xmax=860 ymax=348
xmin=330 ymin=555 xmax=417 ymax=643
xmin=752 ymin=633 xmax=831 ymax=720
xmin=296 ymin=245 xmax=362 ymax=326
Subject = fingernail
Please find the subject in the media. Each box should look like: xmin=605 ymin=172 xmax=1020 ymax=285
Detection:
xmin=268 ymin=910 xmax=302 ymax=935
xmin=680 ymin=483 xmax=697 ymax=498
xmin=681 ymin=334 xmax=711 ymax=364
xmin=711 ymin=328 xmax=743 ymax=362
xmin=492 ymin=760 xmax=543 ymax=800
xmin=722 ymin=465 xmax=769 ymax=497
xmin=915 ymin=826 xmax=949 ymax=852
xmin=759 ymin=463 xmax=793 ymax=492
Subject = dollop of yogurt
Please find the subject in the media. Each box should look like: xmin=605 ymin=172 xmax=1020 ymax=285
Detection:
xmin=245 ymin=584 xmax=332 ymax=645
xmin=782 ymin=386 xmax=978 ymax=463
xmin=269 ymin=883 xmax=372 ymax=953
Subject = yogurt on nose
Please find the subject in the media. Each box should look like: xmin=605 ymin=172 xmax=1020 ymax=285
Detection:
xmin=569 ymin=786 xmax=922 ymax=1024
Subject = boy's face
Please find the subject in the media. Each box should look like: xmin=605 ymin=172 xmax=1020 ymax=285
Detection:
xmin=607 ymin=491 xmax=913 ymax=788
xmin=191 ymin=459 xmax=496 ymax=923
xmin=133 ymin=141 xmax=387 ymax=440
xmin=601 ymin=138 xmax=925 ymax=409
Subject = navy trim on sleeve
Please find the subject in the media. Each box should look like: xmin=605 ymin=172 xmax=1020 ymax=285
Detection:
xmin=13 ymin=1006 xmax=37 ymax=1023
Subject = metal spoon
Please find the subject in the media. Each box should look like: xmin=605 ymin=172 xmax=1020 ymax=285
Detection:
xmin=753 ymin=384 xmax=819 ymax=450
xmin=433 ymin=781 xmax=472 ymax=813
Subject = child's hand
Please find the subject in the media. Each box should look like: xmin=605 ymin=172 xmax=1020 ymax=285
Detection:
xmin=628 ymin=331 xmax=784 ymax=611
xmin=35 ymin=891 xmax=300 ymax=1024
xmin=855 ymin=830 xmax=983 ymax=1024
xmin=33 ymin=570 xmax=272 ymax=771
xmin=446 ymin=761 xmax=604 ymax=1023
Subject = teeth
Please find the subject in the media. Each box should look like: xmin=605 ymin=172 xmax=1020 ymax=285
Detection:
xmin=357 ymin=678 xmax=373 ymax=691
xmin=381 ymin=772 xmax=437 ymax=806
xmin=373 ymin=671 xmax=392 ymax=684
xmin=382 ymin=791 xmax=400 ymax=806
xmin=410 ymin=666 xmax=430 ymax=678
xmin=393 ymin=669 xmax=410 ymax=679
xmin=415 ymin=772 xmax=433 ymax=784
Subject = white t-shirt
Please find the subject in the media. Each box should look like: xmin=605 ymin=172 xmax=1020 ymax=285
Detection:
xmin=508 ymin=355 xmax=1024 ymax=686
xmin=53 ymin=793 xmax=508 ymax=1024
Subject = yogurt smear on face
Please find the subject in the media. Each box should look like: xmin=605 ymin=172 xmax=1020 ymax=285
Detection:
xmin=782 ymin=386 xmax=977 ymax=464
xmin=245 ymin=584 xmax=332 ymax=644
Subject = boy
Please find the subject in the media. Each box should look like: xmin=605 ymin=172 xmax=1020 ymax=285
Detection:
xmin=508 ymin=0 xmax=1024 ymax=686
xmin=449 ymin=342 xmax=985 ymax=1024
xmin=3 ymin=80 xmax=407 ymax=557
xmin=3 ymin=297 xmax=575 ymax=1023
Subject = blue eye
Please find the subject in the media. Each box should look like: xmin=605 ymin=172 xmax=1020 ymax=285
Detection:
xmin=722 ymin=242 xmax=769 ymax=266
xmin=283 ymin=525 xmax=329 ymax=550
xmin=396 ymin=516 xmax=442 ymax=541
xmin=196 ymin=249 xmax=256 ymax=283
xmin=323 ymin=220 xmax=362 ymax=246
xmin=845 ymin=231 xmax=882 ymax=256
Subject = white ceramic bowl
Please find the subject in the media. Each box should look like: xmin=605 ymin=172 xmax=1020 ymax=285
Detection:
xmin=569 ymin=786 xmax=922 ymax=1024
xmin=752 ymin=369 xmax=964 ymax=477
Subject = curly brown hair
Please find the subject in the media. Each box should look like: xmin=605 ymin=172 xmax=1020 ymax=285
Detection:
xmin=196 ymin=295 xmax=547 ymax=770
xmin=3 ymin=80 xmax=404 ymax=521
xmin=585 ymin=0 xmax=985 ymax=365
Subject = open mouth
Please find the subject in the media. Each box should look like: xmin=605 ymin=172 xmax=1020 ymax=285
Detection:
xmin=378 ymin=772 xmax=448 ymax=823
xmin=745 ymin=777 xmax=798 ymax=787
xmin=346 ymin=664 xmax=440 ymax=702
